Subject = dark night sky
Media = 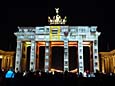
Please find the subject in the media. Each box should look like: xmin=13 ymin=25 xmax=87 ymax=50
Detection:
xmin=0 ymin=0 xmax=115 ymax=52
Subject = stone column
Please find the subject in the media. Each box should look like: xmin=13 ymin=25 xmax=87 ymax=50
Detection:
xmin=109 ymin=57 xmax=110 ymax=72
xmin=112 ymin=56 xmax=114 ymax=72
xmin=78 ymin=38 xmax=84 ymax=74
xmin=106 ymin=57 xmax=107 ymax=73
xmin=108 ymin=56 xmax=110 ymax=73
xmin=29 ymin=41 xmax=36 ymax=72
xmin=64 ymin=40 xmax=69 ymax=71
xmin=93 ymin=39 xmax=99 ymax=73
xmin=112 ymin=57 xmax=113 ymax=73
xmin=24 ymin=45 xmax=27 ymax=71
xmin=44 ymin=41 xmax=50 ymax=72
xmin=49 ymin=43 xmax=52 ymax=70
xmin=22 ymin=43 xmax=27 ymax=71
xmin=113 ymin=57 xmax=115 ymax=73
xmin=15 ymin=40 xmax=22 ymax=72
xmin=2 ymin=55 xmax=6 ymax=68
xmin=36 ymin=43 xmax=39 ymax=71
xmin=110 ymin=56 xmax=112 ymax=72
xmin=107 ymin=57 xmax=109 ymax=73
xmin=1 ymin=56 xmax=5 ymax=69
xmin=105 ymin=57 xmax=107 ymax=73
xmin=10 ymin=56 xmax=13 ymax=68
xmin=89 ymin=44 xmax=93 ymax=72
xmin=4 ymin=56 xmax=7 ymax=69
xmin=101 ymin=57 xmax=105 ymax=73
xmin=7 ymin=56 xmax=10 ymax=69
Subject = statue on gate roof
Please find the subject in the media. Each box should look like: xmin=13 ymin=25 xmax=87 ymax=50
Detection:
xmin=48 ymin=8 xmax=67 ymax=25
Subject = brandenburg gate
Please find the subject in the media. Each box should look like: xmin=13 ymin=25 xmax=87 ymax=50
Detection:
xmin=14 ymin=8 xmax=101 ymax=74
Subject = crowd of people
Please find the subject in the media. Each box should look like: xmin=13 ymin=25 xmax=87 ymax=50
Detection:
xmin=0 ymin=68 xmax=115 ymax=86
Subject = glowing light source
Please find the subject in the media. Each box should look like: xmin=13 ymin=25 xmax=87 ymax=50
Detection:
xmin=25 ymin=42 xmax=31 ymax=45
xmin=50 ymin=68 xmax=63 ymax=72
xmin=83 ymin=41 xmax=90 ymax=45
xmin=69 ymin=68 xmax=78 ymax=73
xmin=0 ymin=55 xmax=3 ymax=59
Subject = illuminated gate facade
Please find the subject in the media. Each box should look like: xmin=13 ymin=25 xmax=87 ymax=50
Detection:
xmin=14 ymin=8 xmax=101 ymax=74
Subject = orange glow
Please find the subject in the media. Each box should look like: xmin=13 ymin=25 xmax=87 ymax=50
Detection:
xmin=69 ymin=42 xmax=77 ymax=45
xmin=51 ymin=42 xmax=64 ymax=45
xmin=37 ymin=42 xmax=45 ymax=46
xmin=69 ymin=68 xmax=78 ymax=73
xmin=51 ymin=45 xmax=78 ymax=47
xmin=50 ymin=68 xmax=63 ymax=72
xmin=36 ymin=41 xmax=91 ymax=47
